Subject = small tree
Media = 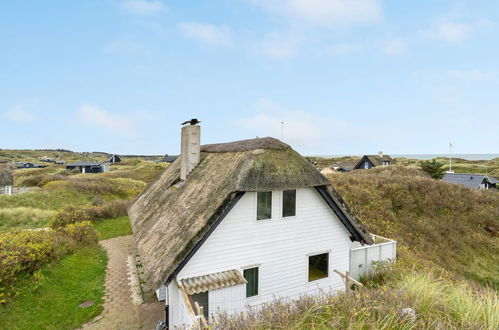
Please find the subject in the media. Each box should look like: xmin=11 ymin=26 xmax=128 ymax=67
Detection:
xmin=420 ymin=159 xmax=446 ymax=179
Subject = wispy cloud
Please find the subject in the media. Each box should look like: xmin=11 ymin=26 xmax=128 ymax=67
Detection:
xmin=328 ymin=42 xmax=364 ymax=55
xmin=77 ymin=105 xmax=141 ymax=137
xmin=446 ymin=69 xmax=489 ymax=81
xmin=3 ymin=105 xmax=38 ymax=123
xmin=239 ymin=99 xmax=371 ymax=153
xmin=121 ymin=0 xmax=166 ymax=16
xmin=178 ymin=22 xmax=233 ymax=46
xmin=382 ymin=38 xmax=407 ymax=55
xmin=420 ymin=18 xmax=493 ymax=44
xmin=250 ymin=0 xmax=382 ymax=27
xmin=103 ymin=38 xmax=148 ymax=55
xmin=257 ymin=31 xmax=302 ymax=58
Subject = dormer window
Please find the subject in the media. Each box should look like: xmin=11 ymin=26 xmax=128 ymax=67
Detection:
xmin=382 ymin=161 xmax=390 ymax=166
xmin=257 ymin=191 xmax=272 ymax=220
xmin=282 ymin=190 xmax=296 ymax=217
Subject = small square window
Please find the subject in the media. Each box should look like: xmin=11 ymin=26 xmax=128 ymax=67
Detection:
xmin=257 ymin=191 xmax=272 ymax=220
xmin=282 ymin=190 xmax=296 ymax=217
xmin=243 ymin=267 xmax=259 ymax=297
xmin=308 ymin=253 xmax=328 ymax=282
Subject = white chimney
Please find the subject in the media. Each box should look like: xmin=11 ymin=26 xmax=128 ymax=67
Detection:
xmin=378 ymin=151 xmax=383 ymax=158
xmin=180 ymin=120 xmax=201 ymax=180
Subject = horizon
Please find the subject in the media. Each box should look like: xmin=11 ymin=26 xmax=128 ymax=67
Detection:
xmin=1 ymin=1 xmax=498 ymax=155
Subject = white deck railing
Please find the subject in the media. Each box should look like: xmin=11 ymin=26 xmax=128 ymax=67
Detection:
xmin=350 ymin=234 xmax=396 ymax=280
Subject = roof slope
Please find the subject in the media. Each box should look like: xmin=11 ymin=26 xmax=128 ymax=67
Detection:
xmin=128 ymin=137 xmax=372 ymax=291
xmin=443 ymin=173 xmax=491 ymax=189
xmin=354 ymin=155 xmax=393 ymax=169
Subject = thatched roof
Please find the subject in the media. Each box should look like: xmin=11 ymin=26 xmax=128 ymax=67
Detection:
xmin=0 ymin=163 xmax=14 ymax=186
xmin=354 ymin=154 xmax=393 ymax=168
xmin=129 ymin=137 xmax=372 ymax=292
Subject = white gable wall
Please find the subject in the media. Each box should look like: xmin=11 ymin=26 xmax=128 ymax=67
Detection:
xmin=168 ymin=187 xmax=352 ymax=325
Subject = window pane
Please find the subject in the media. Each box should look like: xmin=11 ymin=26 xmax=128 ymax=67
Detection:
xmin=308 ymin=253 xmax=328 ymax=281
xmin=244 ymin=267 xmax=259 ymax=297
xmin=282 ymin=190 xmax=296 ymax=217
xmin=257 ymin=192 xmax=272 ymax=220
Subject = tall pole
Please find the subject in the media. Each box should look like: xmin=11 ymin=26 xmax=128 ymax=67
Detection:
xmin=449 ymin=142 xmax=452 ymax=172
xmin=281 ymin=121 xmax=284 ymax=140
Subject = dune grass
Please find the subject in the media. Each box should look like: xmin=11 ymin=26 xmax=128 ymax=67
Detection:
xmin=0 ymin=246 xmax=107 ymax=330
xmin=214 ymin=271 xmax=499 ymax=329
xmin=0 ymin=207 xmax=55 ymax=232
xmin=93 ymin=216 xmax=133 ymax=240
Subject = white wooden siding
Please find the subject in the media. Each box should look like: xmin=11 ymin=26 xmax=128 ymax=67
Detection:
xmin=169 ymin=188 xmax=352 ymax=325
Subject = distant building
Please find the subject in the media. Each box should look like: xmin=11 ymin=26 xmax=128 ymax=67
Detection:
xmin=40 ymin=157 xmax=55 ymax=163
xmin=159 ymin=154 xmax=178 ymax=163
xmin=16 ymin=162 xmax=46 ymax=169
xmin=109 ymin=155 xmax=122 ymax=163
xmin=442 ymin=173 xmax=497 ymax=190
xmin=66 ymin=162 xmax=110 ymax=174
xmin=353 ymin=152 xmax=393 ymax=170
xmin=330 ymin=163 xmax=354 ymax=172
xmin=0 ymin=162 xmax=14 ymax=187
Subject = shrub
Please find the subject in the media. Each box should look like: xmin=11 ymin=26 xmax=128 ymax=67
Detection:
xmin=420 ymin=159 xmax=446 ymax=179
xmin=56 ymin=221 xmax=98 ymax=245
xmin=49 ymin=207 xmax=91 ymax=229
xmin=0 ymin=226 xmax=98 ymax=302
xmin=87 ymin=199 xmax=132 ymax=221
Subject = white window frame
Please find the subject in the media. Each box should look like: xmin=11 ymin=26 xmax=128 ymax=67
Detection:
xmin=241 ymin=264 xmax=261 ymax=300
xmin=254 ymin=191 xmax=273 ymax=222
xmin=306 ymin=250 xmax=331 ymax=284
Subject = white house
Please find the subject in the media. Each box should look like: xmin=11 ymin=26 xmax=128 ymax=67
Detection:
xmin=129 ymin=122 xmax=394 ymax=329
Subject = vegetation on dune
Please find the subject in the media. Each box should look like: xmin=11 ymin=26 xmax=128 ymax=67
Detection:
xmin=420 ymin=159 xmax=446 ymax=179
xmin=93 ymin=216 xmax=133 ymax=240
xmin=326 ymin=166 xmax=499 ymax=289
xmin=214 ymin=269 xmax=498 ymax=329
xmin=0 ymin=246 xmax=107 ymax=330
xmin=0 ymin=207 xmax=56 ymax=232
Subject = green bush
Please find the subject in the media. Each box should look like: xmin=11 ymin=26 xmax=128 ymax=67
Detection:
xmin=49 ymin=206 xmax=91 ymax=229
xmin=0 ymin=225 xmax=98 ymax=301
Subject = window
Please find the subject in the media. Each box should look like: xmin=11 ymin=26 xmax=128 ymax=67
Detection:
xmin=257 ymin=191 xmax=272 ymax=220
xmin=244 ymin=267 xmax=259 ymax=297
xmin=282 ymin=190 xmax=296 ymax=217
xmin=308 ymin=253 xmax=329 ymax=282
xmin=364 ymin=161 xmax=369 ymax=169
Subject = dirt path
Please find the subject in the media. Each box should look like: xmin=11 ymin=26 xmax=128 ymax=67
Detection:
xmin=81 ymin=236 xmax=164 ymax=330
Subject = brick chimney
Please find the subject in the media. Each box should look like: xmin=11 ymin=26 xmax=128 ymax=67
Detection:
xmin=180 ymin=119 xmax=201 ymax=180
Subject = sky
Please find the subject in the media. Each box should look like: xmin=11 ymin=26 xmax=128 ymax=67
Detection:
xmin=0 ymin=0 xmax=498 ymax=156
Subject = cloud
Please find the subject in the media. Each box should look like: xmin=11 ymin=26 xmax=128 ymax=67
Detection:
xmin=420 ymin=18 xmax=493 ymax=44
xmin=77 ymin=105 xmax=139 ymax=136
xmin=250 ymin=0 xmax=382 ymax=27
xmin=3 ymin=105 xmax=38 ymax=123
xmin=178 ymin=22 xmax=233 ymax=46
xmin=328 ymin=43 xmax=364 ymax=55
xmin=382 ymin=38 xmax=407 ymax=55
xmin=239 ymin=99 xmax=371 ymax=153
xmin=446 ymin=69 xmax=488 ymax=81
xmin=257 ymin=31 xmax=302 ymax=58
xmin=121 ymin=0 xmax=166 ymax=16
xmin=103 ymin=38 xmax=148 ymax=55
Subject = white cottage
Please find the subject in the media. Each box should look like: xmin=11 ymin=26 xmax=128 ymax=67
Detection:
xmin=128 ymin=122 xmax=380 ymax=329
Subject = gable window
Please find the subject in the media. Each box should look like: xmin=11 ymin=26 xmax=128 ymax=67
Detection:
xmin=308 ymin=253 xmax=329 ymax=282
xmin=243 ymin=267 xmax=259 ymax=297
xmin=282 ymin=190 xmax=296 ymax=217
xmin=364 ymin=161 xmax=369 ymax=169
xmin=257 ymin=191 xmax=272 ymax=220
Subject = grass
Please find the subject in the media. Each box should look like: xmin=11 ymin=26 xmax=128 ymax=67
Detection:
xmin=0 ymin=246 xmax=107 ymax=330
xmin=326 ymin=166 xmax=499 ymax=289
xmin=214 ymin=270 xmax=499 ymax=329
xmin=93 ymin=216 xmax=133 ymax=240
xmin=0 ymin=207 xmax=55 ymax=232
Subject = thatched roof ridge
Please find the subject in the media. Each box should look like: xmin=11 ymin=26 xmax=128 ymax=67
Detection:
xmin=201 ymin=137 xmax=289 ymax=153
xmin=0 ymin=163 xmax=14 ymax=186
xmin=129 ymin=138 xmax=372 ymax=292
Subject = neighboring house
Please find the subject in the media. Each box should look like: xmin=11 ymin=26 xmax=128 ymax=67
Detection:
xmin=129 ymin=123 xmax=395 ymax=328
xmin=443 ymin=173 xmax=497 ymax=190
xmin=159 ymin=154 xmax=178 ymax=163
xmin=66 ymin=162 xmax=110 ymax=173
xmin=40 ymin=157 xmax=55 ymax=163
xmin=109 ymin=155 xmax=122 ymax=163
xmin=55 ymin=160 xmax=65 ymax=165
xmin=16 ymin=162 xmax=46 ymax=169
xmin=0 ymin=162 xmax=14 ymax=195
xmin=353 ymin=152 xmax=393 ymax=170
xmin=330 ymin=163 xmax=354 ymax=172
